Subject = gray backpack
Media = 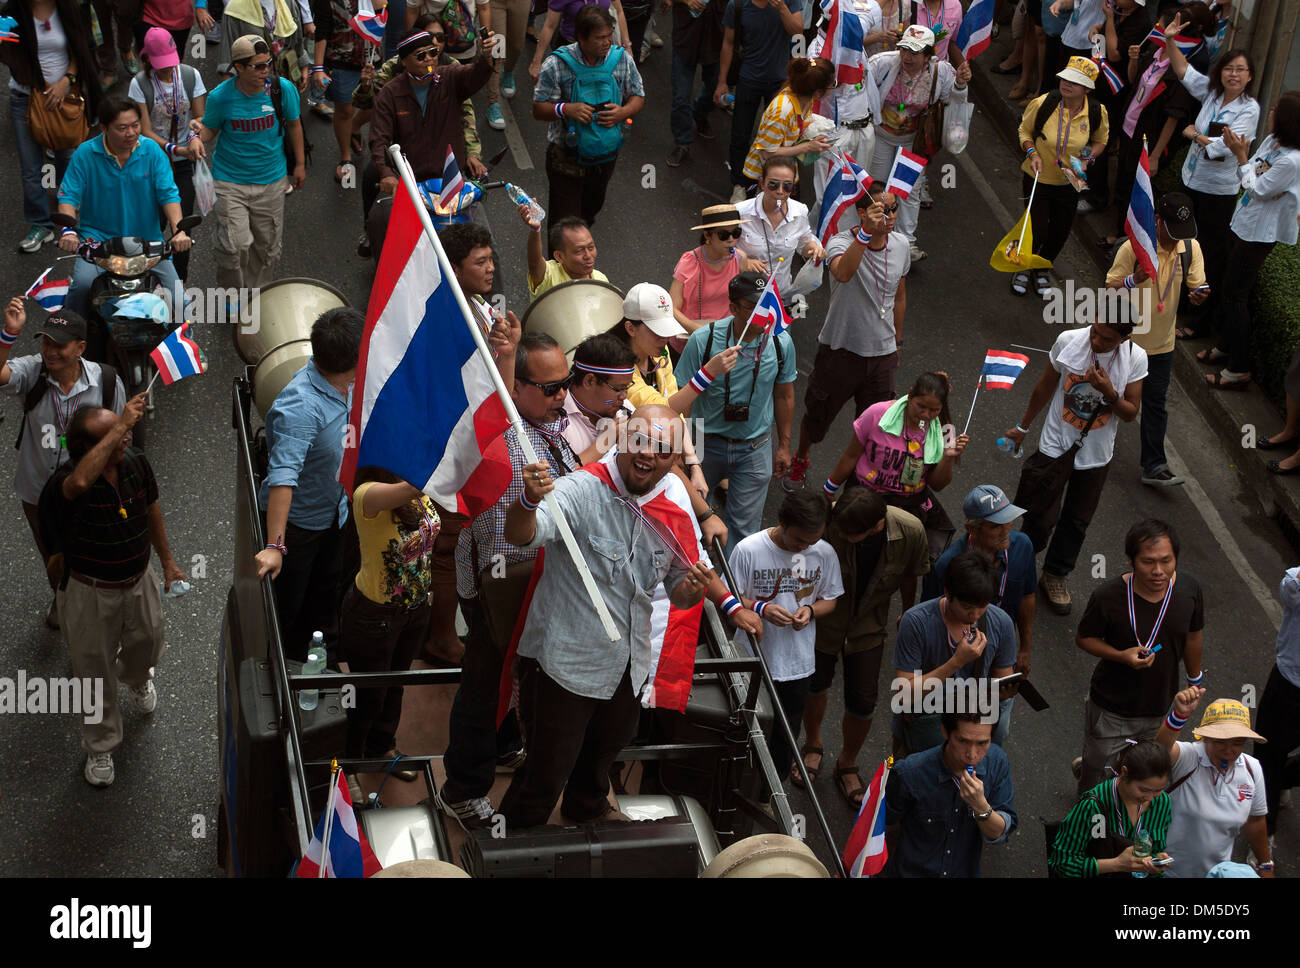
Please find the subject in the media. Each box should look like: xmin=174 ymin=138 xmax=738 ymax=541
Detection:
xmin=135 ymin=66 xmax=201 ymax=143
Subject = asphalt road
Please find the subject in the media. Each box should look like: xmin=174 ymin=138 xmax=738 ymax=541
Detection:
xmin=0 ymin=35 xmax=1295 ymax=878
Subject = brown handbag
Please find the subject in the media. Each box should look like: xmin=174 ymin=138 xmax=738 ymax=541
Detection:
xmin=911 ymin=62 xmax=946 ymax=160
xmin=26 ymin=82 xmax=88 ymax=151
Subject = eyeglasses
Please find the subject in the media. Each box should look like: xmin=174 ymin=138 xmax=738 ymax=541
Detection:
xmin=765 ymin=180 xmax=795 ymax=192
xmin=519 ymin=374 xmax=573 ymax=397
xmin=711 ymin=228 xmax=742 ymax=240
xmin=627 ymin=431 xmax=677 ymax=456
xmin=600 ymin=379 xmax=634 ymax=394
xmin=409 ymin=48 xmax=438 ymax=61
xmin=243 ymin=59 xmax=272 ymax=71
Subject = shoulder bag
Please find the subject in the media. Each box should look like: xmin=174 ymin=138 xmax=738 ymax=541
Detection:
xmin=910 ymin=60 xmax=945 ymax=159
xmin=27 ymin=81 xmax=89 ymax=150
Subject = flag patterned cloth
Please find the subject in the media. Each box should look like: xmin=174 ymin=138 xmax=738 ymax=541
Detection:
xmin=817 ymin=151 xmax=873 ymax=248
xmin=349 ymin=0 xmax=387 ymax=44
xmin=980 ymin=350 xmax=1031 ymax=389
xmin=1124 ymin=141 xmax=1160 ymax=280
xmin=148 ymin=322 xmax=206 ymax=385
xmin=1172 ymin=34 xmax=1203 ymax=57
xmin=953 ymin=0 xmax=993 ymax=61
xmin=821 ymin=0 xmax=868 ymax=85
xmin=1095 ymin=58 xmax=1123 ymax=95
xmin=843 ymin=759 xmax=891 ymax=877
xmin=294 ymin=771 xmax=383 ymax=878
xmin=437 ymin=146 xmax=465 ymax=211
xmin=1142 ymin=26 xmax=1165 ymax=46
xmin=886 ymin=147 xmax=927 ymax=200
xmin=340 ymin=179 xmax=512 ymax=518
xmin=25 ymin=268 xmax=69 ymax=311
xmin=746 ymin=275 xmax=793 ymax=337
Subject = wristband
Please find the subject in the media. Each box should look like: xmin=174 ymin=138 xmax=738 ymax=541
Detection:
xmin=754 ymin=600 xmax=768 ymax=619
xmin=60 ymin=227 xmax=76 ymax=236
xmin=823 ymin=476 xmax=843 ymax=497
xmin=195 ymin=0 xmax=208 ymax=7
xmin=1165 ymin=709 xmax=1189 ymax=731
xmin=0 ymin=328 xmax=18 ymax=346
xmin=312 ymin=66 xmax=325 ymax=74
xmin=1014 ymin=424 xmax=1028 ymax=434
xmin=854 ymin=227 xmax=872 ymax=246
xmin=518 ymin=491 xmax=540 ymax=512
xmin=689 ymin=366 xmax=714 ymax=394
xmin=555 ymin=102 xmax=566 ymax=119
xmin=1256 ymin=861 xmax=1274 ymax=871
xmin=264 ymin=541 xmax=287 ymax=556
xmin=1123 ymin=273 xmax=1136 ymax=290
xmin=696 ymin=507 xmax=714 ymax=523
xmin=1025 ymin=146 xmax=1037 ymax=157
xmin=1185 ymin=670 xmax=1204 ymax=686
xmin=719 ymin=594 xmax=744 ymax=618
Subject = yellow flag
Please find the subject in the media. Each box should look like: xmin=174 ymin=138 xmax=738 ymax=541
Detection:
xmin=990 ymin=208 xmax=1053 ymax=272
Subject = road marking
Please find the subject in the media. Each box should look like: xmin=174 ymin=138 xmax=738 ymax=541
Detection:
xmin=955 ymin=149 xmax=1016 ymax=229
xmin=499 ymin=99 xmax=533 ymax=172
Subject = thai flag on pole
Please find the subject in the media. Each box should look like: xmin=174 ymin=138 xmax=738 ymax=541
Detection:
xmin=953 ymin=0 xmax=994 ymax=61
xmin=1124 ymin=140 xmax=1160 ymax=281
xmin=437 ymin=146 xmax=465 ymax=211
xmin=886 ymin=147 xmax=927 ymax=200
xmin=148 ymin=322 xmax=206 ymax=385
xmin=1142 ymin=26 xmax=1165 ymax=47
xmin=1172 ymin=34 xmax=1203 ymax=57
xmin=25 ymin=267 xmax=69 ymax=311
xmin=980 ymin=349 xmax=1031 ymax=389
xmin=821 ymin=0 xmax=868 ymax=85
xmin=842 ymin=758 xmax=891 ymax=877
xmin=294 ymin=771 xmax=382 ymax=878
xmin=816 ymin=151 xmax=872 ymax=248
xmin=349 ymin=0 xmax=387 ymax=44
xmin=340 ymin=179 xmax=512 ymax=518
xmin=1095 ymin=58 xmax=1124 ymax=95
xmin=747 ymin=275 xmax=793 ymax=337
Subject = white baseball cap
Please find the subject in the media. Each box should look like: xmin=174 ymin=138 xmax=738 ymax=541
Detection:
xmin=623 ymin=283 xmax=686 ymax=339
xmin=897 ymin=25 xmax=935 ymax=52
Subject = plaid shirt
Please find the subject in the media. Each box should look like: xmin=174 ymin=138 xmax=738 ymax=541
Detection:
xmin=533 ymin=43 xmax=644 ymax=147
xmin=455 ymin=418 xmax=579 ymax=599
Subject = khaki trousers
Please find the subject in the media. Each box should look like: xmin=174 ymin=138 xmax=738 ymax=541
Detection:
xmin=212 ymin=177 xmax=287 ymax=293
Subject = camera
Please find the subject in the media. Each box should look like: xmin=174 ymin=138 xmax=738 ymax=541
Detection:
xmin=723 ymin=403 xmax=750 ymax=423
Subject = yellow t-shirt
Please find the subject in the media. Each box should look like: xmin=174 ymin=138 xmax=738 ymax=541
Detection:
xmin=1018 ymin=94 xmax=1110 ymax=187
xmin=352 ymin=482 xmax=441 ymax=607
xmin=628 ymin=349 xmax=679 ymax=409
xmin=1105 ymin=239 xmax=1205 ymax=356
xmin=528 ymin=261 xmax=610 ymax=300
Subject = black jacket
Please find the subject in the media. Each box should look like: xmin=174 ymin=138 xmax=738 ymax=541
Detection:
xmin=0 ymin=0 xmax=100 ymax=116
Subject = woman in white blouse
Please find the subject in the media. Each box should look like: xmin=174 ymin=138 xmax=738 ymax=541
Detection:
xmin=1198 ymin=92 xmax=1300 ymax=392
xmin=735 ymin=157 xmax=824 ymax=292
xmin=1163 ymin=34 xmax=1260 ymax=340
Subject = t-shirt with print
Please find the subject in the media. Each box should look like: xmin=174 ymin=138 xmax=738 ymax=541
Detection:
xmin=130 ymin=68 xmax=208 ymax=146
xmin=820 ymin=229 xmax=910 ymax=356
xmin=1037 ymin=326 xmax=1147 ymax=470
xmin=729 ymin=530 xmax=844 ymax=680
xmin=352 ymin=482 xmax=441 ymax=607
xmin=852 ymin=399 xmax=934 ymax=496
xmin=723 ymin=0 xmax=804 ymax=87
xmin=202 ymin=75 xmax=300 ymax=184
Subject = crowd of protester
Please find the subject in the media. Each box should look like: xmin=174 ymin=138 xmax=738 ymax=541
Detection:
xmin=2 ymin=0 xmax=1297 ymax=878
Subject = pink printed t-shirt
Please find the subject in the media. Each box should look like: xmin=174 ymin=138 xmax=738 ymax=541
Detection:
xmin=853 ymin=399 xmax=933 ymax=496
xmin=673 ymin=248 xmax=740 ymax=323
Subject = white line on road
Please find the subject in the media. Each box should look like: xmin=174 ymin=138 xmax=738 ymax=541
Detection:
xmin=499 ymin=99 xmax=533 ymax=172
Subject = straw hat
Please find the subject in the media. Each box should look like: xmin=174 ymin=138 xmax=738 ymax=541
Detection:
xmin=1191 ymin=699 xmax=1266 ymax=742
xmin=691 ymin=204 xmax=751 ymax=232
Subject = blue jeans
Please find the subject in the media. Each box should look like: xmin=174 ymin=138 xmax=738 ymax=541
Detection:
xmin=728 ymin=78 xmax=784 ymax=188
xmin=67 ymin=256 xmax=184 ymax=324
xmin=992 ymin=696 xmax=1014 ymax=748
xmin=701 ymin=429 xmax=773 ymax=559
xmin=670 ymin=52 xmax=719 ymax=147
xmin=1139 ymin=350 xmax=1173 ymax=474
xmin=9 ymin=89 xmax=74 ymax=227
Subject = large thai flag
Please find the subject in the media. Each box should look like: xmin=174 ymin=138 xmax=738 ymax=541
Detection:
xmin=437 ymin=146 xmax=465 ymax=211
xmin=842 ymin=758 xmax=891 ymax=877
xmin=821 ymin=0 xmax=868 ymax=85
xmin=148 ymin=322 xmax=206 ymax=385
xmin=25 ymin=267 xmax=69 ymax=311
xmin=980 ymin=349 xmax=1031 ymax=389
xmin=953 ymin=0 xmax=994 ymax=61
xmin=886 ymin=147 xmax=927 ymax=199
xmin=294 ymin=771 xmax=382 ymax=878
xmin=1124 ymin=141 xmax=1160 ymax=281
xmin=349 ymin=0 xmax=387 ymax=44
xmin=747 ymin=276 xmax=793 ymax=337
xmin=817 ymin=151 xmax=873 ymax=248
xmin=340 ymin=181 xmax=512 ymax=516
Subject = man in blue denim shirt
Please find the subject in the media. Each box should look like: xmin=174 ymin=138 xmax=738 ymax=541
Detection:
xmin=885 ymin=710 xmax=1018 ymax=877
xmin=254 ymin=308 xmax=363 ymax=660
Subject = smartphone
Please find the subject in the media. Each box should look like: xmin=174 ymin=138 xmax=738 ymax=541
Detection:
xmin=993 ymin=672 xmax=1024 ymax=688
xmin=478 ymin=25 xmax=490 ymax=42
xmin=1152 ymin=856 xmax=1174 ymax=867
xmin=1207 ymin=121 xmax=1226 ymax=137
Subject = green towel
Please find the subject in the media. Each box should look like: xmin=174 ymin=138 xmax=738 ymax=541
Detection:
xmin=876 ymin=396 xmax=945 ymax=464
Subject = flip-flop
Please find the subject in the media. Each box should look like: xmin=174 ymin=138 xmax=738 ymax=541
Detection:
xmin=790 ymin=744 xmax=823 ymax=789
xmin=1206 ymin=372 xmax=1250 ymax=391
xmin=1267 ymin=460 xmax=1300 ymax=476
xmin=1175 ymin=327 xmax=1203 ymax=339
xmin=1196 ymin=348 xmax=1229 ymax=365
xmin=1010 ymin=270 xmax=1031 ymax=296
xmin=835 ymin=765 xmax=866 ymax=810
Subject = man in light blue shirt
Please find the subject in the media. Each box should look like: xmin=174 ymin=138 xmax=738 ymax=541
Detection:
xmin=674 ymin=271 xmax=797 ymax=557
xmin=56 ymin=94 xmax=188 ymax=322
xmin=254 ymin=308 xmax=362 ymax=660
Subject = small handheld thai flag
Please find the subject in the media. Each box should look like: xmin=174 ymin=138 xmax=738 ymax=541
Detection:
xmin=1172 ymin=34 xmax=1203 ymax=57
xmin=294 ymin=770 xmax=383 ymax=878
xmin=816 ymin=150 xmax=872 ymax=247
xmin=842 ymin=758 xmax=891 ymax=877
xmin=886 ymin=147 xmax=927 ymax=200
xmin=25 ymin=267 xmax=69 ymax=311
xmin=981 ymin=350 xmax=1031 ymax=389
xmin=1143 ymin=26 xmax=1165 ymax=47
xmin=953 ymin=0 xmax=994 ymax=61
xmin=821 ymin=0 xmax=868 ymax=85
xmin=437 ymin=147 xmax=465 ymax=211
xmin=1095 ymin=58 xmax=1123 ymax=95
xmin=1124 ymin=140 xmax=1160 ymax=281
xmin=349 ymin=0 xmax=387 ymax=44
xmin=747 ymin=276 xmax=793 ymax=337
xmin=148 ymin=322 xmax=206 ymax=385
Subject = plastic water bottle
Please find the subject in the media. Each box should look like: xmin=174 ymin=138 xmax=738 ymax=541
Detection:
xmin=690 ymin=0 xmax=711 ymax=17
xmin=996 ymin=436 xmax=1024 ymax=459
xmin=161 ymin=579 xmax=191 ymax=598
xmin=722 ymin=92 xmax=735 ymax=108
xmin=1132 ymin=828 xmax=1153 ymax=878
xmin=299 ymin=632 xmax=326 ymax=712
xmin=505 ymin=183 xmax=545 ymax=223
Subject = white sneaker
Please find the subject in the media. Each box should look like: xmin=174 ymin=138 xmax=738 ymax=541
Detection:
xmin=127 ymin=680 xmax=158 ymax=715
xmin=908 ymin=243 xmax=928 ymax=262
xmin=647 ymin=28 xmax=663 ymax=47
xmin=729 ymin=185 xmax=748 ymax=204
xmin=85 ymin=752 xmax=115 ymax=787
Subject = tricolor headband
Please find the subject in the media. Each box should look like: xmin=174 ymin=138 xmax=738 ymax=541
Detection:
xmin=397 ymin=32 xmax=435 ymax=57
xmin=573 ymin=361 xmax=635 ymax=377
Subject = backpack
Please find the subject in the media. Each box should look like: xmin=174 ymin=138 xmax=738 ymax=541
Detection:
xmin=268 ymin=74 xmax=314 ymax=168
xmin=1031 ymin=91 xmax=1103 ymax=146
xmin=14 ymin=361 xmax=117 ymax=451
xmin=438 ymin=0 xmax=478 ymax=55
xmin=135 ymin=66 xmax=200 ymax=144
xmin=553 ymin=45 xmax=627 ymax=166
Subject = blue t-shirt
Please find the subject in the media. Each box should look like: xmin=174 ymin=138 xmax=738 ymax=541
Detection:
xmin=674 ymin=316 xmax=797 ymax=441
xmin=893 ymin=597 xmax=1017 ymax=681
xmin=202 ymin=76 xmax=301 ymax=185
xmin=1041 ymin=0 xmax=1069 ymax=39
xmin=723 ymin=0 xmax=804 ymax=87
xmin=922 ymin=531 xmax=1037 ymax=628
xmin=56 ymin=136 xmax=180 ymax=242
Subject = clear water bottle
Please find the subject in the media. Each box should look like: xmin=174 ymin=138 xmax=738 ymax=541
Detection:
xmin=996 ymin=436 xmax=1024 ymax=459
xmin=299 ymin=632 xmax=326 ymax=712
xmin=505 ymin=182 xmax=545 ymax=223
xmin=161 ymin=579 xmax=191 ymax=598
xmin=722 ymin=91 xmax=735 ymax=107
xmin=1132 ymin=828 xmax=1153 ymax=878
xmin=690 ymin=0 xmax=711 ymax=17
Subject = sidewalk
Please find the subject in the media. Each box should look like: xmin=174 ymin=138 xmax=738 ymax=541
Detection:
xmin=966 ymin=28 xmax=1300 ymax=540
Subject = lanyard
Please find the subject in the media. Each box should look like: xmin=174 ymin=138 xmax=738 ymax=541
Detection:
xmin=1126 ymin=572 xmax=1176 ymax=651
xmin=53 ymin=387 xmax=83 ymax=451
xmin=963 ymin=535 xmax=1008 ymax=603
xmin=1055 ymin=102 xmax=1073 ymax=163
xmin=1111 ymin=778 xmax=1146 ymax=838
xmin=865 ymin=238 xmax=891 ymax=319
xmin=940 ymin=598 xmax=976 ymax=652
xmin=1156 ymin=254 xmax=1181 ymax=312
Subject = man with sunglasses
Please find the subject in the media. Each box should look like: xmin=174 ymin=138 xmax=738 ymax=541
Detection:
xmin=199 ymin=35 xmax=306 ymax=296
xmin=787 ymin=183 xmax=907 ymax=490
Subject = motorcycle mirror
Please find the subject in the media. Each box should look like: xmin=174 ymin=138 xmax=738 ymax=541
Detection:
xmin=177 ymin=215 xmax=203 ymax=232
xmin=51 ymin=213 xmax=77 ymax=229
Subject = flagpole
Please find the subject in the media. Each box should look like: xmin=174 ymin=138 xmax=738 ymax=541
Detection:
xmin=1016 ymin=171 xmax=1039 ymax=259
xmin=960 ymin=373 xmax=983 ymax=437
xmin=143 ymin=369 xmax=161 ymax=396
xmin=317 ymin=758 xmax=339 ymax=878
xmin=386 ymin=144 xmax=620 ymax=642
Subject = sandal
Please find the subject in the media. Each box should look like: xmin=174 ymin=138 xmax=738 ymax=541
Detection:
xmin=992 ymin=62 xmax=1022 ymax=74
xmin=790 ymin=744 xmax=823 ymax=788
xmin=1175 ymin=326 xmax=1204 ymax=340
xmin=1033 ymin=270 xmax=1053 ymax=298
xmin=1196 ymin=347 xmax=1228 ymax=365
xmin=1206 ymin=371 xmax=1250 ymax=391
xmin=1010 ymin=270 xmax=1031 ymax=296
xmin=834 ymin=765 xmax=867 ymax=810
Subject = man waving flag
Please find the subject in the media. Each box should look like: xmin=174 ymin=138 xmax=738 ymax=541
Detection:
xmin=817 ymin=150 xmax=873 ymax=248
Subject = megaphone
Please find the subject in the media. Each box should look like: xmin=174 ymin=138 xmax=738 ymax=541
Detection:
xmin=519 ymin=279 xmax=626 ymax=362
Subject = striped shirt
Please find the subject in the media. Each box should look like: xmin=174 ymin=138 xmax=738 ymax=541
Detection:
xmin=742 ymin=91 xmax=812 ymax=181
xmin=45 ymin=450 xmax=159 ymax=582
xmin=1049 ymin=779 xmax=1173 ymax=878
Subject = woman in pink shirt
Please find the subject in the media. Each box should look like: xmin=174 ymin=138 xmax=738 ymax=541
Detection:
xmin=910 ymin=0 xmax=965 ymax=66
xmin=668 ymin=203 xmax=746 ymax=354
xmin=133 ymin=0 xmax=214 ymax=59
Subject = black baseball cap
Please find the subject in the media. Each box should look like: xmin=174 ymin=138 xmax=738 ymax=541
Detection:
xmin=728 ymin=271 xmax=767 ymax=305
xmin=1157 ymin=193 xmax=1198 ymax=240
xmin=35 ymin=311 xmax=88 ymax=344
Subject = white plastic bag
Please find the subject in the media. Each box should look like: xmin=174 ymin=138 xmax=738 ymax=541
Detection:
xmin=944 ymin=102 xmax=974 ymax=155
xmin=193 ymin=157 xmax=216 ymax=216
xmin=790 ymin=256 xmax=824 ymax=297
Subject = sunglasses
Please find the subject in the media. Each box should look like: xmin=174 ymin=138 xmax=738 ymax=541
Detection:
xmin=711 ymin=228 xmax=742 ymax=240
xmin=242 ymin=59 xmax=272 ymax=71
xmin=519 ymin=374 xmax=573 ymax=397
xmin=878 ymin=203 xmax=899 ymax=215
xmin=765 ymin=180 xmax=795 ymax=192
xmin=600 ymin=378 xmax=634 ymax=394
xmin=408 ymin=48 xmax=438 ymax=61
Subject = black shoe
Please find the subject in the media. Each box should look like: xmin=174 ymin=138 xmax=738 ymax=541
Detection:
xmin=695 ymin=115 xmax=714 ymax=140
xmin=356 ymin=232 xmax=371 ymax=258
